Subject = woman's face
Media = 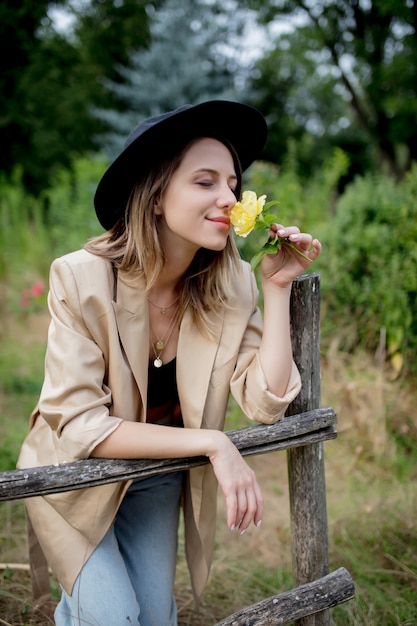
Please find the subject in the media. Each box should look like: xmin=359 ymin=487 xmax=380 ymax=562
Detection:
xmin=155 ymin=137 xmax=238 ymax=260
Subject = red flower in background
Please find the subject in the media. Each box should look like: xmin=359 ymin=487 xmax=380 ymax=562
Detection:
xmin=20 ymin=281 xmax=45 ymax=313
xmin=31 ymin=281 xmax=44 ymax=298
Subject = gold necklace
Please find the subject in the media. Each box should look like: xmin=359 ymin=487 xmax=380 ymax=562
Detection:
xmin=150 ymin=305 xmax=181 ymax=368
xmin=147 ymin=295 xmax=179 ymax=315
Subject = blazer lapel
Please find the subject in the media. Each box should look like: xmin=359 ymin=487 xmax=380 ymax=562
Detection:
xmin=177 ymin=308 xmax=224 ymax=429
xmin=112 ymin=272 xmax=149 ymax=410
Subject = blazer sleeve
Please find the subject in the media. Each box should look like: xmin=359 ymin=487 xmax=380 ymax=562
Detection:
xmin=38 ymin=256 xmax=123 ymax=462
xmin=230 ymin=265 xmax=301 ymax=424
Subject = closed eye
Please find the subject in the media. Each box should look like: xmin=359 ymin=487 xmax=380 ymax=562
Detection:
xmin=196 ymin=181 xmax=237 ymax=195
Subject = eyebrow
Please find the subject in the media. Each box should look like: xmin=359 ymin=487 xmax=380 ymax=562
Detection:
xmin=194 ymin=168 xmax=238 ymax=181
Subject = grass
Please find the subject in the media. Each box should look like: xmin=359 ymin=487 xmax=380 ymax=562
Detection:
xmin=1 ymin=309 xmax=417 ymax=625
xmin=330 ymin=508 xmax=417 ymax=625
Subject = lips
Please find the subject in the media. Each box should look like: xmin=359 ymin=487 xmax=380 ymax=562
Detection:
xmin=208 ymin=216 xmax=231 ymax=226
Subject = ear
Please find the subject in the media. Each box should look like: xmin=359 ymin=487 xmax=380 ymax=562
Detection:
xmin=154 ymin=196 xmax=163 ymax=215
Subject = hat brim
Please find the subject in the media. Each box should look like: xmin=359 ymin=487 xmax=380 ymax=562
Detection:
xmin=94 ymin=100 xmax=267 ymax=230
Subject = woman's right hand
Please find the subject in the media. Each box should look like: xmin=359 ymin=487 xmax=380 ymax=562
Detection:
xmin=92 ymin=421 xmax=263 ymax=534
xmin=208 ymin=431 xmax=263 ymax=534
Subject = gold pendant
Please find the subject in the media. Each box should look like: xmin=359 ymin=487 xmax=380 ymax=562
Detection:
xmin=154 ymin=357 xmax=163 ymax=368
xmin=161 ymin=307 xmax=167 ymax=315
xmin=156 ymin=340 xmax=164 ymax=350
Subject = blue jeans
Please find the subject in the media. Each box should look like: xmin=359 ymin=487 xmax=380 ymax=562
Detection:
xmin=54 ymin=471 xmax=183 ymax=626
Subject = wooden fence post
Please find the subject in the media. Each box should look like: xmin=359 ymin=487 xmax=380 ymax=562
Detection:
xmin=287 ymin=273 xmax=331 ymax=626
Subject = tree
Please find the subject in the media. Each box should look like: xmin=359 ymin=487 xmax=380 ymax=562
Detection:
xmin=0 ymin=0 xmax=66 ymax=190
xmin=94 ymin=0 xmax=249 ymax=159
xmin=72 ymin=0 xmax=156 ymax=90
xmin=244 ymin=0 xmax=417 ymax=177
xmin=0 ymin=0 xmax=154 ymax=194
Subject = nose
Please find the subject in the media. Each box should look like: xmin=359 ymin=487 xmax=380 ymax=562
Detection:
xmin=217 ymin=183 xmax=237 ymax=211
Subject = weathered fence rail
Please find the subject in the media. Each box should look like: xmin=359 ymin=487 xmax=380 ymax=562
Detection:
xmin=0 ymin=407 xmax=336 ymax=501
xmin=0 ymin=273 xmax=354 ymax=624
xmin=214 ymin=567 xmax=354 ymax=626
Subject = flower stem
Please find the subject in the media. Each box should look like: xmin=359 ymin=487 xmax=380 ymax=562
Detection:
xmin=249 ymin=237 xmax=313 ymax=271
xmin=282 ymin=239 xmax=313 ymax=263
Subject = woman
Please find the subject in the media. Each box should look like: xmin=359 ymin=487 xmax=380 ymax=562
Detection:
xmin=18 ymin=101 xmax=321 ymax=626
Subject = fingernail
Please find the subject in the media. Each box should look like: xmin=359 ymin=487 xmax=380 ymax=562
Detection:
xmin=290 ymin=234 xmax=299 ymax=241
xmin=239 ymin=529 xmax=247 ymax=536
xmin=230 ymin=524 xmax=236 ymax=531
xmin=256 ymin=520 xmax=262 ymax=528
xmin=278 ymin=229 xmax=286 ymax=236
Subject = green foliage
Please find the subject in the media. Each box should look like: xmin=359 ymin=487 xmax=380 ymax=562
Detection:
xmin=0 ymin=157 xmax=106 ymax=319
xmin=74 ymin=0 xmax=153 ymax=74
xmin=0 ymin=430 xmax=30 ymax=472
xmin=248 ymin=30 xmax=362 ymax=180
xmin=245 ymin=0 xmax=417 ymax=178
xmin=94 ymin=0 xmax=242 ymax=159
xmin=0 ymin=169 xmax=50 ymax=283
xmin=240 ymin=144 xmax=350 ymax=264
xmin=0 ymin=336 xmax=46 ymax=470
xmin=41 ymin=156 xmax=107 ymax=256
xmin=0 ymin=0 xmax=65 ymax=191
xmin=242 ymin=150 xmax=417 ymax=375
xmin=322 ymin=165 xmax=417 ymax=374
xmin=0 ymin=0 xmax=152 ymax=195
xmin=3 ymin=0 xmax=417 ymax=198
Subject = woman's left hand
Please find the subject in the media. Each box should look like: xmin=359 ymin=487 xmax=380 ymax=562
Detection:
xmin=260 ymin=224 xmax=322 ymax=289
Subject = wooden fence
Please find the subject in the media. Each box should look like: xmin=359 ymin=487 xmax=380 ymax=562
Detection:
xmin=0 ymin=273 xmax=354 ymax=625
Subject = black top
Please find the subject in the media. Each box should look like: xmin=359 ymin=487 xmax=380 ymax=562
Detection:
xmin=146 ymin=358 xmax=182 ymax=427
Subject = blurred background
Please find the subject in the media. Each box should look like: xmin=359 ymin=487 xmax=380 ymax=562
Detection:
xmin=0 ymin=1 xmax=416 ymax=624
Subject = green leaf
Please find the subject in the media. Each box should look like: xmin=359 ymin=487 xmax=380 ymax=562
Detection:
xmin=254 ymin=220 xmax=267 ymax=231
xmin=255 ymin=214 xmax=278 ymax=230
xmin=264 ymin=200 xmax=280 ymax=211
xmin=250 ymin=250 xmax=266 ymax=271
xmin=263 ymin=214 xmax=279 ymax=227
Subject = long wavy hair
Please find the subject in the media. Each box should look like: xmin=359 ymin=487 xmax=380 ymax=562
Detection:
xmin=85 ymin=136 xmax=243 ymax=336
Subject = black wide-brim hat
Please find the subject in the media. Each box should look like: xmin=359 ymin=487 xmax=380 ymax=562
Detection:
xmin=94 ymin=100 xmax=267 ymax=230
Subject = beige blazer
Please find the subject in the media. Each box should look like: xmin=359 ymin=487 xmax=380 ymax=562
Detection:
xmin=17 ymin=249 xmax=301 ymax=599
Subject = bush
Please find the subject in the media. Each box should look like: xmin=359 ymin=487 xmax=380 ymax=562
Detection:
xmin=244 ymin=154 xmax=417 ymax=377
xmin=321 ymin=165 xmax=417 ymax=375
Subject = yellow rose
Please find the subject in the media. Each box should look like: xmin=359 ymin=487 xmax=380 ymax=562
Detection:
xmin=229 ymin=188 xmax=313 ymax=271
xmin=230 ymin=191 xmax=267 ymax=237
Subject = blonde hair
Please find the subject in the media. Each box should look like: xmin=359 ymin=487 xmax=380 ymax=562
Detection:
xmin=85 ymin=137 xmax=243 ymax=336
